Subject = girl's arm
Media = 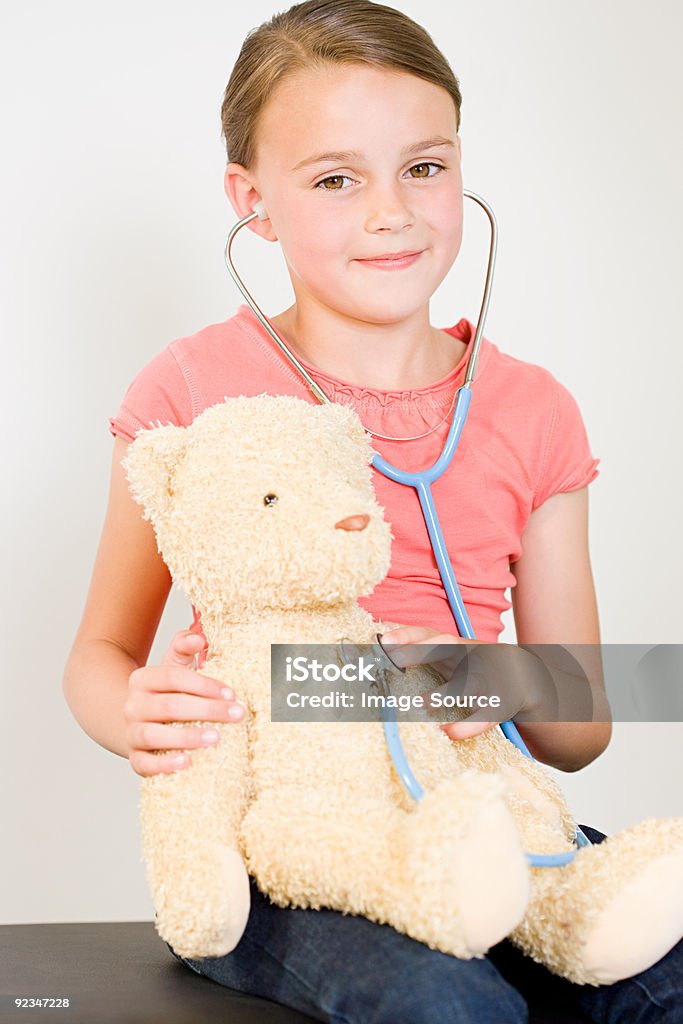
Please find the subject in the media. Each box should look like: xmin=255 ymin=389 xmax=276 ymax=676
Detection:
xmin=510 ymin=485 xmax=612 ymax=772
xmin=64 ymin=437 xmax=246 ymax=774
xmin=62 ymin=436 xmax=174 ymax=758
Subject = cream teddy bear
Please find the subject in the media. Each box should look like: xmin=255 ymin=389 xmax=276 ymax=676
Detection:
xmin=124 ymin=393 xmax=683 ymax=985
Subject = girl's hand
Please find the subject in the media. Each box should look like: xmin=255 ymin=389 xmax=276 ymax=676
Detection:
xmin=123 ymin=630 xmax=246 ymax=777
xmin=381 ymin=625 xmax=544 ymax=741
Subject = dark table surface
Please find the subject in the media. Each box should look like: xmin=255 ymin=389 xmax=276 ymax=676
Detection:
xmin=1 ymin=921 xmax=590 ymax=1024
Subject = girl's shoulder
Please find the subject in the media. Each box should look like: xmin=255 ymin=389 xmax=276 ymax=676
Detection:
xmin=473 ymin=333 xmax=600 ymax=509
xmin=482 ymin=335 xmax=562 ymax=404
xmin=482 ymin=335 xmax=593 ymax=444
xmin=108 ymin=305 xmax=295 ymax=443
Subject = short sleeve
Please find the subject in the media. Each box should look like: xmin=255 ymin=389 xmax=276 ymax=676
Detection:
xmin=108 ymin=344 xmax=194 ymax=442
xmin=532 ymin=375 xmax=600 ymax=510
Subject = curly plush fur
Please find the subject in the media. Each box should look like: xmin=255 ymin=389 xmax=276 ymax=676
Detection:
xmin=124 ymin=394 xmax=683 ymax=985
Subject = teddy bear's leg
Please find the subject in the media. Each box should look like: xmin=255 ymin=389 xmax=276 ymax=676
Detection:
xmin=395 ymin=770 xmax=530 ymax=958
xmin=140 ymin=726 xmax=251 ymax=960
xmin=242 ymin=769 xmax=529 ymax=961
xmin=510 ymin=817 xmax=683 ymax=985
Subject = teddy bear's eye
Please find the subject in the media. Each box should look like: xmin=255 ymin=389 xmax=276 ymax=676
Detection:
xmin=263 ymin=493 xmax=279 ymax=507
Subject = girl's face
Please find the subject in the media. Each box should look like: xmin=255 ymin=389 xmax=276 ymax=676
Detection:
xmin=229 ymin=62 xmax=463 ymax=325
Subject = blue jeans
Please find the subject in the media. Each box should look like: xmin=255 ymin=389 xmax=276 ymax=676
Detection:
xmin=166 ymin=826 xmax=683 ymax=1023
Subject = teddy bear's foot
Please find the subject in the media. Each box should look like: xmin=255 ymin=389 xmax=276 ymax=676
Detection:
xmin=578 ymin=822 xmax=683 ymax=985
xmin=400 ymin=772 xmax=530 ymax=958
xmin=515 ymin=818 xmax=683 ymax=985
xmin=154 ymin=842 xmax=251 ymax=960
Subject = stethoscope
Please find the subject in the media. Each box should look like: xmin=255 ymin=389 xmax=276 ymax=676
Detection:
xmin=224 ymin=193 xmax=591 ymax=866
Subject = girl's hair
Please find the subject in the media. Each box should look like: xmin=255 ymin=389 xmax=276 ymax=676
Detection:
xmin=221 ymin=0 xmax=462 ymax=169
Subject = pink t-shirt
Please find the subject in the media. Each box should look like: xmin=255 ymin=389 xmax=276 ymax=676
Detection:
xmin=109 ymin=304 xmax=600 ymax=644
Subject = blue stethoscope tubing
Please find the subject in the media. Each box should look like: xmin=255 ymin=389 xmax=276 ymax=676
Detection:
xmin=224 ymin=192 xmax=590 ymax=866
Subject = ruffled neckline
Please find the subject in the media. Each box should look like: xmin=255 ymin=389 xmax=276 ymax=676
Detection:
xmin=236 ymin=303 xmax=489 ymax=409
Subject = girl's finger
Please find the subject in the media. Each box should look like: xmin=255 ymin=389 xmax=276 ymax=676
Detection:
xmin=130 ymin=663 xmax=232 ymax=702
xmin=149 ymin=689 xmax=245 ymax=725
xmin=441 ymin=719 xmax=497 ymax=740
xmin=161 ymin=631 xmax=208 ymax=668
xmin=129 ymin=748 xmax=195 ymax=778
xmin=381 ymin=625 xmax=441 ymax=645
xmin=383 ymin=632 xmax=463 ymax=671
xmin=132 ymin=721 xmax=228 ymax=753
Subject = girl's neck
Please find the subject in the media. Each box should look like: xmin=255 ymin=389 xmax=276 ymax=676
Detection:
xmin=269 ymin=303 xmax=466 ymax=392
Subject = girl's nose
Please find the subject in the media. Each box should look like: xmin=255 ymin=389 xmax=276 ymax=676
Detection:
xmin=335 ymin=514 xmax=370 ymax=531
xmin=365 ymin=186 xmax=414 ymax=233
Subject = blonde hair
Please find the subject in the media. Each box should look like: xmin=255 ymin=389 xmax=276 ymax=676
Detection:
xmin=220 ymin=0 xmax=462 ymax=169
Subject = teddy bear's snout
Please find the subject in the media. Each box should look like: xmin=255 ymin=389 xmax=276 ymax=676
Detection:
xmin=334 ymin=513 xmax=370 ymax=532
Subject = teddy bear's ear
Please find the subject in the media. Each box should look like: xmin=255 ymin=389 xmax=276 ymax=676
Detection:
xmin=121 ymin=423 xmax=189 ymax=524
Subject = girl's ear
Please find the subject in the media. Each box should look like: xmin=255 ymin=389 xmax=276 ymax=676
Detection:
xmin=224 ymin=163 xmax=278 ymax=242
xmin=122 ymin=423 xmax=189 ymax=525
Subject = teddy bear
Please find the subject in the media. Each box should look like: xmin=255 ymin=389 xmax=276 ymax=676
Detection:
xmin=123 ymin=393 xmax=683 ymax=986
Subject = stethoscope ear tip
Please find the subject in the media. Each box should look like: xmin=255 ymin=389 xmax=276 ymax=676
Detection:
xmin=252 ymin=200 xmax=269 ymax=221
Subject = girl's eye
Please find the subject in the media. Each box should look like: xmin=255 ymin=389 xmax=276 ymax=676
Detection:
xmin=407 ymin=162 xmax=445 ymax=179
xmin=314 ymin=162 xmax=445 ymax=192
xmin=315 ymin=174 xmax=353 ymax=191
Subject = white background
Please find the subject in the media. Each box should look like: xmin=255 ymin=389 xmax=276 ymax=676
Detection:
xmin=2 ymin=0 xmax=681 ymax=924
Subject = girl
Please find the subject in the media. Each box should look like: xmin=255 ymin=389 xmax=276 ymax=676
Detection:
xmin=62 ymin=1 xmax=683 ymax=1020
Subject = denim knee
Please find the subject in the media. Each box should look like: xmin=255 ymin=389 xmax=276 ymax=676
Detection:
xmin=320 ymin=948 xmax=529 ymax=1024
xmin=576 ymin=943 xmax=683 ymax=1024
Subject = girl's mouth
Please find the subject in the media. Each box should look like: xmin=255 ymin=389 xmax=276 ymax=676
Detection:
xmin=355 ymin=250 xmax=424 ymax=270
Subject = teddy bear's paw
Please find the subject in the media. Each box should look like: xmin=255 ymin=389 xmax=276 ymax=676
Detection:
xmin=156 ymin=843 xmax=251 ymax=960
xmin=204 ymin=842 xmax=252 ymax=957
xmin=401 ymin=774 xmax=530 ymax=957
xmin=578 ymin=826 xmax=683 ymax=985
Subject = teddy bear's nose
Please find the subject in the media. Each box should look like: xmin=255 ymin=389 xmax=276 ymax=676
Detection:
xmin=334 ymin=513 xmax=370 ymax=532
